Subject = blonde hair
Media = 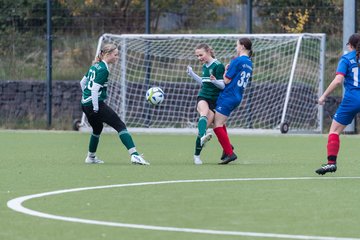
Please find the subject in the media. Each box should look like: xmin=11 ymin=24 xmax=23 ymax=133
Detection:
xmin=94 ymin=43 xmax=118 ymax=63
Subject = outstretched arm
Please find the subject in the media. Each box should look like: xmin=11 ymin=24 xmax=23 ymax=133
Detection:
xmin=318 ymin=74 xmax=344 ymax=105
xmin=187 ymin=65 xmax=202 ymax=85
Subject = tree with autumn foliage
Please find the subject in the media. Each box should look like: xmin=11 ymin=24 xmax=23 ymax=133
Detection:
xmin=253 ymin=0 xmax=343 ymax=34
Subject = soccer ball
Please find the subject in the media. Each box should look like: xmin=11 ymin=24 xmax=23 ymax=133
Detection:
xmin=146 ymin=87 xmax=165 ymax=106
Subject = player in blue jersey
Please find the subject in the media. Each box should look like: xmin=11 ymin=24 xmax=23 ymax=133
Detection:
xmin=187 ymin=43 xmax=225 ymax=164
xmin=211 ymin=38 xmax=253 ymax=164
xmin=315 ymin=33 xmax=360 ymax=175
xmin=80 ymin=43 xmax=149 ymax=165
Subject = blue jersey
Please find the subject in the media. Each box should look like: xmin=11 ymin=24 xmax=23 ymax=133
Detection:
xmin=215 ymin=55 xmax=253 ymax=116
xmin=333 ymin=50 xmax=360 ymax=125
xmin=221 ymin=55 xmax=252 ymax=101
xmin=336 ymin=50 xmax=360 ymax=93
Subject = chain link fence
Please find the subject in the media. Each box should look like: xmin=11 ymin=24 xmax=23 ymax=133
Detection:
xmin=0 ymin=0 xmax=358 ymax=129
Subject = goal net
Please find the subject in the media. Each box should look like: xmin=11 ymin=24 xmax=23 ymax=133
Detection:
xmin=78 ymin=33 xmax=325 ymax=133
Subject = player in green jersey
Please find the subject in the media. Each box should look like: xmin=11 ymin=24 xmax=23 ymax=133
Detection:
xmin=80 ymin=43 xmax=149 ymax=165
xmin=187 ymin=43 xmax=225 ymax=164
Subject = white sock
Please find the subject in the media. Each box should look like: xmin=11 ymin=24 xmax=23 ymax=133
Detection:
xmin=194 ymin=155 xmax=202 ymax=165
xmin=128 ymin=147 xmax=137 ymax=155
xmin=88 ymin=152 xmax=96 ymax=158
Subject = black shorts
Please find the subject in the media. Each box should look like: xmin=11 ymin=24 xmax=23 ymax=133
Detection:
xmin=82 ymin=101 xmax=126 ymax=134
xmin=197 ymin=96 xmax=217 ymax=112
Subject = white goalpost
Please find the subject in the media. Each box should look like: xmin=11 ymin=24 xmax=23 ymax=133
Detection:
xmin=77 ymin=33 xmax=325 ymax=134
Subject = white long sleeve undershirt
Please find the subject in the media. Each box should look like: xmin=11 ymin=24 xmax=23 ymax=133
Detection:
xmin=211 ymin=79 xmax=225 ymax=89
xmin=187 ymin=67 xmax=203 ymax=85
xmin=187 ymin=65 xmax=225 ymax=89
xmin=91 ymin=83 xmax=101 ymax=111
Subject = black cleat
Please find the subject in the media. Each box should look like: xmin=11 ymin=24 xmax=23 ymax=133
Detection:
xmin=219 ymin=152 xmax=237 ymax=165
xmin=315 ymin=164 xmax=337 ymax=175
xmin=220 ymin=145 xmax=234 ymax=160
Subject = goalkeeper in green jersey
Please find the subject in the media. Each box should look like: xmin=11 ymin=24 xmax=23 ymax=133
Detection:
xmin=187 ymin=43 xmax=225 ymax=165
xmin=80 ymin=43 xmax=149 ymax=165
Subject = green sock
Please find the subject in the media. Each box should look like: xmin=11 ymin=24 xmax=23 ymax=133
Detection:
xmin=119 ymin=130 xmax=138 ymax=155
xmin=89 ymin=133 xmax=100 ymax=153
xmin=198 ymin=116 xmax=208 ymax=137
xmin=194 ymin=137 xmax=202 ymax=156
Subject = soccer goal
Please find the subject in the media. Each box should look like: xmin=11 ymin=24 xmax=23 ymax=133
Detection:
xmin=77 ymin=33 xmax=325 ymax=134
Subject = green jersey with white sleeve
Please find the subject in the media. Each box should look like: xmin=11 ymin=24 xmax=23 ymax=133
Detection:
xmin=198 ymin=59 xmax=225 ymax=101
xmin=81 ymin=61 xmax=109 ymax=106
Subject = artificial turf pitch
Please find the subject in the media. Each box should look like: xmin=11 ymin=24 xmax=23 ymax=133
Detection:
xmin=1 ymin=130 xmax=360 ymax=240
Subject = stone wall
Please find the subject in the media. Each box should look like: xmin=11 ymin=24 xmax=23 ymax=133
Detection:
xmin=0 ymin=80 xmax=83 ymax=128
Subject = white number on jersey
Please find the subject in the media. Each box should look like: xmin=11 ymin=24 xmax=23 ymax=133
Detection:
xmin=352 ymin=67 xmax=359 ymax=87
xmin=237 ymin=71 xmax=251 ymax=88
xmin=87 ymin=69 xmax=96 ymax=90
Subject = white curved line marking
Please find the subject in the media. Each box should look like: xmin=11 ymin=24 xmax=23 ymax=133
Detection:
xmin=7 ymin=177 xmax=360 ymax=240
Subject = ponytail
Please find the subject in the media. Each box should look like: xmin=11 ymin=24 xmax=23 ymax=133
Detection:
xmin=239 ymin=37 xmax=253 ymax=59
xmin=248 ymin=49 xmax=253 ymax=58
xmin=347 ymin=33 xmax=360 ymax=67
xmin=93 ymin=43 xmax=117 ymax=64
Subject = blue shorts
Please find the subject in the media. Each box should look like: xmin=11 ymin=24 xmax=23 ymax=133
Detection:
xmin=333 ymin=96 xmax=360 ymax=125
xmin=215 ymin=97 xmax=241 ymax=117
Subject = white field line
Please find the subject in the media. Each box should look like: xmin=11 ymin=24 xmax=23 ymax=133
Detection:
xmin=7 ymin=177 xmax=360 ymax=240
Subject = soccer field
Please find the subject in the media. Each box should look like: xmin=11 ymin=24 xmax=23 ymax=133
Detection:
xmin=1 ymin=130 xmax=360 ymax=240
